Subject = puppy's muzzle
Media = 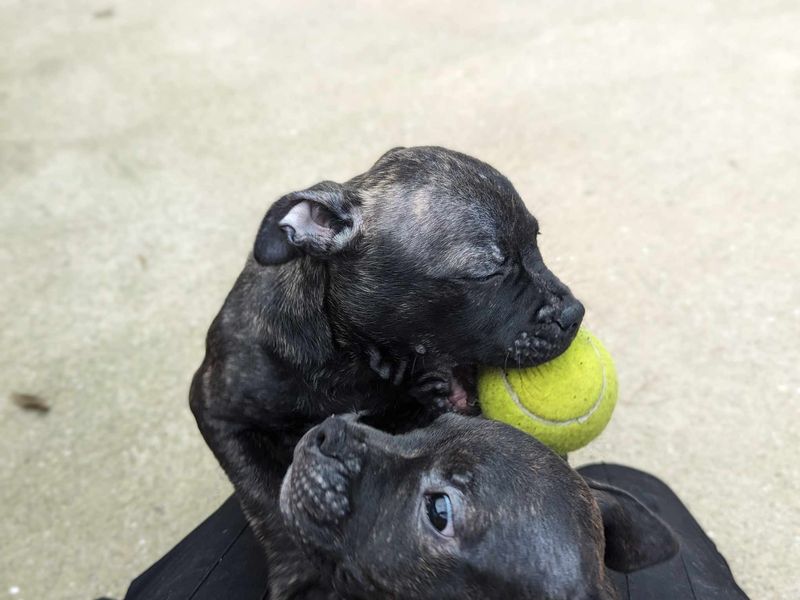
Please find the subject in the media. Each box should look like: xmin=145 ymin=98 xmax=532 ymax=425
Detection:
xmin=511 ymin=297 xmax=585 ymax=365
xmin=280 ymin=417 xmax=365 ymax=532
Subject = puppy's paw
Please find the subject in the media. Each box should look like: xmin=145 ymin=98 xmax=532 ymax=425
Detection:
xmin=409 ymin=369 xmax=453 ymax=415
xmin=366 ymin=344 xmax=408 ymax=385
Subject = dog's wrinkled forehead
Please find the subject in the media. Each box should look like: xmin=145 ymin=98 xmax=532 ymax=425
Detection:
xmin=349 ymin=147 xmax=522 ymax=275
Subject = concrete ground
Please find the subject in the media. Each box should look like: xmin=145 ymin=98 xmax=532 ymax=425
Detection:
xmin=1 ymin=1 xmax=798 ymax=598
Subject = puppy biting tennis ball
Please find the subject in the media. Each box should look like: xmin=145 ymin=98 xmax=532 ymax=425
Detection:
xmin=478 ymin=328 xmax=617 ymax=455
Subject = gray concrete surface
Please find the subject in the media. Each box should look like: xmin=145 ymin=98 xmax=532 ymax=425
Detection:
xmin=1 ymin=1 xmax=798 ymax=598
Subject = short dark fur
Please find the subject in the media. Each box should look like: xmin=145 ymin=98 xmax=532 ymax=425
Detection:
xmin=190 ymin=147 xmax=585 ymax=598
xmin=281 ymin=414 xmax=678 ymax=600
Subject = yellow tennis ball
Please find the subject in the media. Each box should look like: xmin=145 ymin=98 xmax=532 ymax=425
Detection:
xmin=478 ymin=328 xmax=617 ymax=455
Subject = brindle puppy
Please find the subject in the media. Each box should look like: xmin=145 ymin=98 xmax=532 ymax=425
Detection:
xmin=190 ymin=147 xmax=584 ymax=598
xmin=281 ymin=414 xmax=678 ymax=600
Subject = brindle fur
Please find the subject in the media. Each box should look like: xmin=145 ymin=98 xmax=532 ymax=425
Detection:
xmin=190 ymin=147 xmax=585 ymax=598
xmin=281 ymin=414 xmax=678 ymax=600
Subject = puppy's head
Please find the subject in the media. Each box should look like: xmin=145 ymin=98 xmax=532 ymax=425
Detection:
xmin=280 ymin=414 xmax=677 ymax=600
xmin=255 ymin=147 xmax=583 ymax=404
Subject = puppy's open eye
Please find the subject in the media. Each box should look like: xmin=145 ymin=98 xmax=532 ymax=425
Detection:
xmin=425 ymin=493 xmax=454 ymax=537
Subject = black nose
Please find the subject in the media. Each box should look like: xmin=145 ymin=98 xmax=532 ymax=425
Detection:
xmin=313 ymin=417 xmax=349 ymax=459
xmin=556 ymin=299 xmax=585 ymax=331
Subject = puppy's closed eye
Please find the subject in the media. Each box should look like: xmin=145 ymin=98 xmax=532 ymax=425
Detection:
xmin=453 ymin=251 xmax=509 ymax=282
xmin=454 ymin=267 xmax=506 ymax=282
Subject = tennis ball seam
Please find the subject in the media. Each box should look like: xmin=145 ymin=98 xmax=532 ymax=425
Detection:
xmin=499 ymin=337 xmax=608 ymax=426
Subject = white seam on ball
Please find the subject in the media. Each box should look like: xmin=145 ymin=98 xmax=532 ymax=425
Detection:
xmin=500 ymin=337 xmax=607 ymax=426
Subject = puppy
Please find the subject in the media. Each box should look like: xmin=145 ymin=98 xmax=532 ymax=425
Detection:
xmin=190 ymin=147 xmax=584 ymax=598
xmin=281 ymin=414 xmax=678 ymax=599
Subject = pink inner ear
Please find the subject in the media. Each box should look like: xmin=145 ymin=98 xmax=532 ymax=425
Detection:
xmin=279 ymin=201 xmax=332 ymax=242
xmin=309 ymin=203 xmax=332 ymax=228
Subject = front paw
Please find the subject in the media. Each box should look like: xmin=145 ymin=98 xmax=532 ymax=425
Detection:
xmin=366 ymin=344 xmax=409 ymax=385
xmin=409 ymin=369 xmax=453 ymax=415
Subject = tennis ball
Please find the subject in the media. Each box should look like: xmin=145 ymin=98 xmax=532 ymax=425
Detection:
xmin=478 ymin=328 xmax=617 ymax=455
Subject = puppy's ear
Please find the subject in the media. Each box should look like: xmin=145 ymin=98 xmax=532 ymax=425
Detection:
xmin=253 ymin=181 xmax=361 ymax=265
xmin=587 ymin=479 xmax=679 ymax=573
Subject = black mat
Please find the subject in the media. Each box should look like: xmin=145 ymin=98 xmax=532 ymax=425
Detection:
xmin=124 ymin=497 xmax=269 ymax=600
xmin=579 ymin=464 xmax=749 ymax=600
xmin=124 ymin=464 xmax=748 ymax=599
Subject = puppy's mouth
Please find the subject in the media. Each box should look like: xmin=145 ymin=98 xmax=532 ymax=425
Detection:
xmin=442 ymin=326 xmax=578 ymax=415
xmin=447 ymin=365 xmax=479 ymax=415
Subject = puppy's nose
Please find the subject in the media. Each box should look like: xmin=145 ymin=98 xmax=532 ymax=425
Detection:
xmin=556 ymin=299 xmax=585 ymax=331
xmin=313 ymin=417 xmax=349 ymax=459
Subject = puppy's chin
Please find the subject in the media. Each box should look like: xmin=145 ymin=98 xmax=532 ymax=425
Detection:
xmin=508 ymin=321 xmax=581 ymax=368
xmin=448 ymin=364 xmax=479 ymax=414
